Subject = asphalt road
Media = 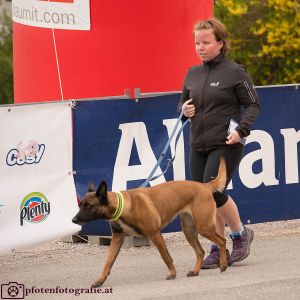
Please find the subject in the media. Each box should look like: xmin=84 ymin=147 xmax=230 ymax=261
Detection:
xmin=1 ymin=230 xmax=300 ymax=300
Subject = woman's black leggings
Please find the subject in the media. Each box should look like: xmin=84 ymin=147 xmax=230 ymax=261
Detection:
xmin=189 ymin=146 xmax=244 ymax=208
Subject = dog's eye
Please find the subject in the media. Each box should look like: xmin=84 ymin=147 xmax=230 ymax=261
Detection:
xmin=84 ymin=203 xmax=91 ymax=209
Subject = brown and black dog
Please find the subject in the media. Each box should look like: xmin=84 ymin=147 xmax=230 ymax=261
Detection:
xmin=72 ymin=157 xmax=228 ymax=287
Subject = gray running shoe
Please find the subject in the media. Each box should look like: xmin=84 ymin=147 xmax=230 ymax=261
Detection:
xmin=230 ymin=226 xmax=254 ymax=263
xmin=201 ymin=244 xmax=232 ymax=269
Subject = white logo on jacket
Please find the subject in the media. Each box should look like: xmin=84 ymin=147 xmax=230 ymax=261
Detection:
xmin=210 ymin=82 xmax=220 ymax=87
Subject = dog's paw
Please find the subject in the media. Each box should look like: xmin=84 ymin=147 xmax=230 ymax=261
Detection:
xmin=220 ymin=265 xmax=227 ymax=273
xmin=166 ymin=274 xmax=176 ymax=280
xmin=91 ymin=281 xmax=103 ymax=287
xmin=186 ymin=271 xmax=199 ymax=277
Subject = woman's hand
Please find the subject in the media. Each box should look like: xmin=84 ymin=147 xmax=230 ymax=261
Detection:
xmin=226 ymin=130 xmax=241 ymax=145
xmin=182 ymin=99 xmax=195 ymax=118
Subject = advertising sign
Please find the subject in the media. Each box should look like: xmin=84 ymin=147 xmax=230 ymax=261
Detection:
xmin=72 ymin=85 xmax=300 ymax=235
xmin=12 ymin=0 xmax=90 ymax=30
xmin=13 ymin=0 xmax=213 ymax=102
xmin=0 ymin=102 xmax=80 ymax=254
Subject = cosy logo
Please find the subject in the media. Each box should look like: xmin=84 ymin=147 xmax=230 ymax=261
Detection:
xmin=6 ymin=141 xmax=45 ymax=166
xmin=20 ymin=192 xmax=50 ymax=226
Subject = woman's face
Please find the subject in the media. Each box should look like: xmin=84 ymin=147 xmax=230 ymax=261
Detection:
xmin=194 ymin=29 xmax=223 ymax=62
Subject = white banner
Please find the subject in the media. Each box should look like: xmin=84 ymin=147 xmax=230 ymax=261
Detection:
xmin=0 ymin=102 xmax=80 ymax=254
xmin=12 ymin=0 xmax=90 ymax=31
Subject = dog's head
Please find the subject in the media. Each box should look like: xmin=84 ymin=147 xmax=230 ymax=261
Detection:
xmin=72 ymin=180 xmax=111 ymax=225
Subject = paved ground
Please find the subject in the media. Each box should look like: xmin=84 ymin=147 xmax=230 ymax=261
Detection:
xmin=1 ymin=220 xmax=300 ymax=300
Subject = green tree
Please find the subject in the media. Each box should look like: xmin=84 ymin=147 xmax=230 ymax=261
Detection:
xmin=0 ymin=7 xmax=13 ymax=105
xmin=214 ymin=0 xmax=300 ymax=85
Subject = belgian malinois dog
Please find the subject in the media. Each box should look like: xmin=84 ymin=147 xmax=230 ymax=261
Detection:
xmin=72 ymin=157 xmax=228 ymax=287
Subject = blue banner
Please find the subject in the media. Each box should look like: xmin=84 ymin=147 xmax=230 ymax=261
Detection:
xmin=73 ymin=85 xmax=300 ymax=235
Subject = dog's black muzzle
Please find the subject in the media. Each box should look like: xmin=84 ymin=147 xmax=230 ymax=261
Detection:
xmin=72 ymin=215 xmax=87 ymax=225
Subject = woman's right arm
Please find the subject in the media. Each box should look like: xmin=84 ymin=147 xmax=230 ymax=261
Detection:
xmin=177 ymin=85 xmax=190 ymax=113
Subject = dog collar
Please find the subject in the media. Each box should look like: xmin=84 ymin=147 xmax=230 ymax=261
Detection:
xmin=110 ymin=192 xmax=124 ymax=221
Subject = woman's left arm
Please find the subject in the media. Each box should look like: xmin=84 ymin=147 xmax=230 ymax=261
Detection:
xmin=234 ymin=70 xmax=260 ymax=139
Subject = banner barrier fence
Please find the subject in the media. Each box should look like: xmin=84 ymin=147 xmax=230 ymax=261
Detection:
xmin=1 ymin=85 xmax=299 ymax=246
xmin=72 ymin=84 xmax=300 ymax=236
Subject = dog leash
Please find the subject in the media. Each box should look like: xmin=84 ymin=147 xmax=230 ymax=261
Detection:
xmin=140 ymin=109 xmax=190 ymax=188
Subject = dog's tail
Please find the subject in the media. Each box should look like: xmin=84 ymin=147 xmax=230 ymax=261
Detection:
xmin=206 ymin=157 xmax=227 ymax=194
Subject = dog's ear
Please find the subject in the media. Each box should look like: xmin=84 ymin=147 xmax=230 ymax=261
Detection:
xmin=96 ymin=181 xmax=107 ymax=196
xmin=96 ymin=181 xmax=108 ymax=206
xmin=88 ymin=180 xmax=95 ymax=192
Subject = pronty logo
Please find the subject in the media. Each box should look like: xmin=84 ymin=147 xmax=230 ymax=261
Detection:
xmin=6 ymin=142 xmax=45 ymax=167
xmin=20 ymin=192 xmax=50 ymax=226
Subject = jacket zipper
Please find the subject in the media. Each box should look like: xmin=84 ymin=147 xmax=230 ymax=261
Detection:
xmin=199 ymin=64 xmax=210 ymax=152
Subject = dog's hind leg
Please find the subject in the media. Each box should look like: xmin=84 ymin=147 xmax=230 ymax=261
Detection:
xmin=148 ymin=232 xmax=176 ymax=280
xmin=198 ymin=228 xmax=227 ymax=272
xmin=193 ymin=200 xmax=228 ymax=273
xmin=92 ymin=232 xmax=125 ymax=287
xmin=207 ymin=233 xmax=227 ymax=272
xmin=180 ymin=212 xmax=205 ymax=277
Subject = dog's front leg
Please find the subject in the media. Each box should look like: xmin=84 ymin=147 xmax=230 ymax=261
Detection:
xmin=148 ymin=232 xmax=176 ymax=280
xmin=92 ymin=233 xmax=124 ymax=287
